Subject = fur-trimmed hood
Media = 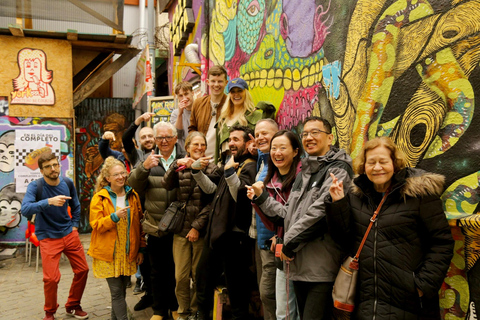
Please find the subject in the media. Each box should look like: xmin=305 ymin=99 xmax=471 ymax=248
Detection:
xmin=351 ymin=167 xmax=445 ymax=198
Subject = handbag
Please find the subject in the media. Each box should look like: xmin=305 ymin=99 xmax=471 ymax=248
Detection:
xmin=158 ymin=201 xmax=187 ymax=233
xmin=158 ymin=178 xmax=196 ymax=234
xmin=332 ymin=190 xmax=390 ymax=312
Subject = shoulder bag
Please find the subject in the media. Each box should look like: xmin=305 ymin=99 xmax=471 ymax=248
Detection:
xmin=158 ymin=179 xmax=195 ymax=234
xmin=332 ymin=190 xmax=389 ymax=312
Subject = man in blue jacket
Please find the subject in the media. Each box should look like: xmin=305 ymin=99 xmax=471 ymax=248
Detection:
xmin=249 ymin=118 xmax=278 ymax=320
xmin=21 ymin=152 xmax=89 ymax=320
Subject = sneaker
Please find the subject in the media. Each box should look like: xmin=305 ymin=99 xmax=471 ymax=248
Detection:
xmin=133 ymin=278 xmax=145 ymax=295
xmin=134 ymin=294 xmax=153 ymax=311
xmin=43 ymin=312 xmax=55 ymax=320
xmin=66 ymin=306 xmax=89 ymax=319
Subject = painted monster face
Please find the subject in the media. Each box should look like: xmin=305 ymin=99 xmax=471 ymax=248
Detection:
xmin=0 ymin=199 xmax=21 ymax=227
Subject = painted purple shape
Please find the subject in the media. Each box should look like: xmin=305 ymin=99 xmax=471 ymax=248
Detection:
xmin=280 ymin=0 xmax=331 ymax=58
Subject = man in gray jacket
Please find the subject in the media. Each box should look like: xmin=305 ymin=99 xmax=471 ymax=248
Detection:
xmin=128 ymin=121 xmax=185 ymax=320
xmin=249 ymin=117 xmax=353 ymax=320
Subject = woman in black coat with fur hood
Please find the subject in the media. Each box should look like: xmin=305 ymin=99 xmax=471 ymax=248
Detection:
xmin=326 ymin=137 xmax=454 ymax=319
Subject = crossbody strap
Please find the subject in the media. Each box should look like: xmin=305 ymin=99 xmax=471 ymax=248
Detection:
xmin=353 ymin=189 xmax=390 ymax=261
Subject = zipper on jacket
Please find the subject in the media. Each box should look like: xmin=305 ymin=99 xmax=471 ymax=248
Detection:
xmin=373 ymin=219 xmax=378 ymax=320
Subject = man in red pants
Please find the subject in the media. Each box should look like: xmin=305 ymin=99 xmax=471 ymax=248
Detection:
xmin=21 ymin=152 xmax=89 ymax=320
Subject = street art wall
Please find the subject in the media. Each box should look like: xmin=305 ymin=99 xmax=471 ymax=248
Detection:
xmin=168 ymin=0 xmax=480 ymax=318
xmin=75 ymin=98 xmax=134 ymax=232
xmin=0 ymin=116 xmax=74 ymax=244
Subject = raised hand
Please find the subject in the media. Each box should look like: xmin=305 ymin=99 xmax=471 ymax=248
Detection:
xmin=192 ymin=156 xmax=212 ymax=170
xmin=143 ymin=151 xmax=163 ymax=170
xmin=135 ymin=112 xmax=155 ymax=125
xmin=329 ymin=172 xmax=345 ymax=202
xmin=48 ymin=195 xmax=71 ymax=207
xmin=102 ymin=131 xmax=116 ymax=141
xmin=224 ymin=155 xmax=239 ymax=171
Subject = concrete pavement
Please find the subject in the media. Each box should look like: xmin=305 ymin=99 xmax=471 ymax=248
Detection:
xmin=0 ymin=233 xmax=153 ymax=320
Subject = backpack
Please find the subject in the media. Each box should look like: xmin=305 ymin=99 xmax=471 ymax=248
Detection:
xmin=35 ymin=177 xmax=75 ymax=207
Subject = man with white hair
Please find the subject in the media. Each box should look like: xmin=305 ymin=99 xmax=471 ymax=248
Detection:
xmin=129 ymin=122 xmax=185 ymax=320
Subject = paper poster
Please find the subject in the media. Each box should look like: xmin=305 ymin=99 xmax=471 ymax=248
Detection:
xmin=14 ymin=129 xmax=61 ymax=193
xmin=10 ymin=48 xmax=55 ymax=106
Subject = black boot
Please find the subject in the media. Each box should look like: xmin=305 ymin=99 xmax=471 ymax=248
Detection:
xmin=134 ymin=293 xmax=153 ymax=311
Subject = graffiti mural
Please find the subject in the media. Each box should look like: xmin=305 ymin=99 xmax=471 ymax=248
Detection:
xmin=0 ymin=116 xmax=73 ymax=244
xmin=186 ymin=0 xmax=480 ymax=318
xmin=75 ymin=98 xmax=134 ymax=232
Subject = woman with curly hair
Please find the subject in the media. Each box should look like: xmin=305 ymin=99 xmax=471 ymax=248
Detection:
xmin=88 ymin=156 xmax=145 ymax=320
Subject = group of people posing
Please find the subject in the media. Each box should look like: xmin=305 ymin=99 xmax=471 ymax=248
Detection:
xmin=22 ymin=64 xmax=454 ymax=320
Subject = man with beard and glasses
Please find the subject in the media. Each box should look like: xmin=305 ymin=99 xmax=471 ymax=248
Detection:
xmin=122 ymin=113 xmax=156 ymax=168
xmin=189 ymin=125 xmax=257 ymax=320
xmin=21 ymin=152 xmax=89 ymax=320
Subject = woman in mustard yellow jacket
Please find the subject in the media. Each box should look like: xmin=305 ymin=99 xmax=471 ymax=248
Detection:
xmin=88 ymin=156 xmax=146 ymax=320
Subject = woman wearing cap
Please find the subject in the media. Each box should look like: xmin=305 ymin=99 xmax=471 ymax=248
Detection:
xmin=216 ymin=77 xmax=263 ymax=163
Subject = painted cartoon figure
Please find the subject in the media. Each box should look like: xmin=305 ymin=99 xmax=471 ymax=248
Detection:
xmin=0 ymin=131 xmax=15 ymax=173
xmin=0 ymin=184 xmax=23 ymax=228
xmin=11 ymin=48 xmax=55 ymax=105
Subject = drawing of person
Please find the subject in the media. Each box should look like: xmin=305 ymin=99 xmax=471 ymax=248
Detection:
xmin=0 ymin=131 xmax=15 ymax=173
xmin=11 ymin=48 xmax=55 ymax=105
xmin=0 ymin=184 xmax=23 ymax=228
xmin=84 ymin=113 xmax=127 ymax=178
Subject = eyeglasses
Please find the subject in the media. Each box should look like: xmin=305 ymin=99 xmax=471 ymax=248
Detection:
xmin=43 ymin=163 xmax=60 ymax=170
xmin=300 ymin=129 xmax=331 ymax=139
xmin=110 ymin=172 xmax=128 ymax=178
xmin=155 ymin=136 xmax=175 ymax=142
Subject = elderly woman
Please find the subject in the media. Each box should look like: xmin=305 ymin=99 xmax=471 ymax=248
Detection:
xmin=162 ymin=131 xmax=217 ymax=320
xmin=326 ymin=137 xmax=454 ymax=319
xmin=88 ymin=157 xmax=145 ymax=320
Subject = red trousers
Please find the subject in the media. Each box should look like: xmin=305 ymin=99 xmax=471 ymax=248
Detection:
xmin=39 ymin=230 xmax=89 ymax=313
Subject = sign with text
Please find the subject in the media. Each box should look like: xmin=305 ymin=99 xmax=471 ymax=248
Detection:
xmin=14 ymin=129 xmax=61 ymax=193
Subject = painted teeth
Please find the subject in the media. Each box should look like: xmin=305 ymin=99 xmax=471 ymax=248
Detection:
xmin=242 ymin=61 xmax=324 ymax=91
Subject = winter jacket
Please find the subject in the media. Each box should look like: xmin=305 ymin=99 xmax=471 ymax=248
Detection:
xmin=205 ymin=153 xmax=257 ymax=247
xmin=325 ymin=168 xmax=454 ymax=319
xmin=254 ymin=161 xmax=303 ymax=239
xmin=255 ymin=147 xmax=353 ymax=282
xmin=128 ymin=144 xmax=185 ymax=237
xmin=255 ymin=150 xmax=275 ymax=250
xmin=88 ymin=186 xmax=146 ymax=262
xmin=162 ymin=159 xmax=217 ymax=237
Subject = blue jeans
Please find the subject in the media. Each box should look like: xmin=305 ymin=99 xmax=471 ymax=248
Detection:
xmin=276 ymin=268 xmax=300 ymax=320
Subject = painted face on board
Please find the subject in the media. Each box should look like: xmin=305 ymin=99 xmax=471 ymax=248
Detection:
xmin=24 ymin=58 xmax=41 ymax=82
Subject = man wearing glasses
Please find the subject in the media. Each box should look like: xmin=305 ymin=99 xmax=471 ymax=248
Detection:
xmin=21 ymin=152 xmax=89 ymax=320
xmin=252 ymin=116 xmax=353 ymax=320
xmin=128 ymin=121 xmax=185 ymax=320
